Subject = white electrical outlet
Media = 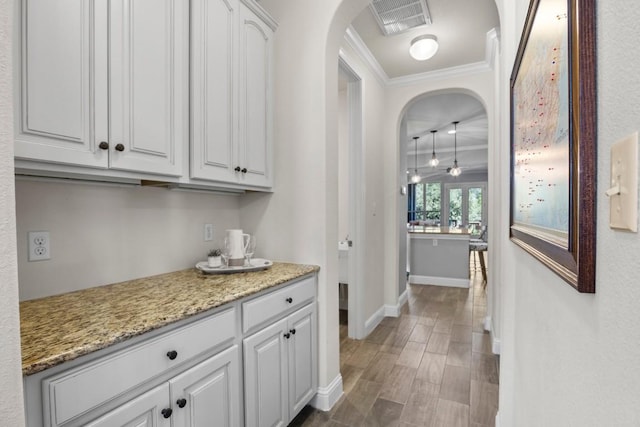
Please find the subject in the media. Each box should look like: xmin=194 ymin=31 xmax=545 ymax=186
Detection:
xmin=204 ymin=224 xmax=214 ymax=241
xmin=28 ymin=231 xmax=50 ymax=261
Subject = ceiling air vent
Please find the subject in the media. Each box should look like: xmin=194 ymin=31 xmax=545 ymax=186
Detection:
xmin=369 ymin=0 xmax=432 ymax=36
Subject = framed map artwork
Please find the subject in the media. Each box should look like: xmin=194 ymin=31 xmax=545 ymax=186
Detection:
xmin=510 ymin=0 xmax=597 ymax=293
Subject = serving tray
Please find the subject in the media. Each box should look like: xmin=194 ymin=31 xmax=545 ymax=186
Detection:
xmin=196 ymin=258 xmax=273 ymax=274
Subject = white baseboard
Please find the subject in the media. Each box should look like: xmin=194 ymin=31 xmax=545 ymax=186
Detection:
xmin=364 ymin=306 xmax=385 ymax=337
xmin=488 ymin=316 xmax=501 ymax=355
xmin=495 ymin=410 xmax=500 ymax=427
xmin=309 ymin=374 xmax=343 ymax=411
xmin=491 ymin=334 xmax=501 ymax=355
xmin=409 ymin=275 xmax=470 ymax=288
xmin=384 ymin=287 xmax=409 ymax=317
xmin=399 ymin=286 xmax=409 ymax=306
xmin=483 ymin=315 xmax=492 ymax=331
xmin=384 ymin=304 xmax=400 ymax=317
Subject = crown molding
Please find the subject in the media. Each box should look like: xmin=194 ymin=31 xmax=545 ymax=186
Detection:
xmin=485 ymin=27 xmax=500 ymax=67
xmin=343 ymin=27 xmax=388 ymax=86
xmin=343 ymin=25 xmax=500 ymax=89
xmin=387 ymin=61 xmax=492 ymax=87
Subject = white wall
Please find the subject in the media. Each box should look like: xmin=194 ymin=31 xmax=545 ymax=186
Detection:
xmin=338 ymin=40 xmax=387 ymax=323
xmin=240 ymin=0 xmax=374 ymax=397
xmin=496 ymin=0 xmax=640 ymax=425
xmin=15 ymin=179 xmax=242 ymax=300
xmin=0 ymin=0 xmax=26 ymax=423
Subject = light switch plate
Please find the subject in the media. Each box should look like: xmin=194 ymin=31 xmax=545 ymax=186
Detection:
xmin=609 ymin=132 xmax=638 ymax=231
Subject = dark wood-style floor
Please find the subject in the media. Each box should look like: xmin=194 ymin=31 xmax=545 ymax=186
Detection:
xmin=291 ymin=263 xmax=499 ymax=427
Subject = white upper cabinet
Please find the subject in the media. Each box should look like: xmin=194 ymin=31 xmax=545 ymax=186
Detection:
xmin=14 ymin=0 xmax=274 ymax=190
xmin=238 ymin=4 xmax=273 ymax=188
xmin=190 ymin=0 xmax=238 ymax=183
xmin=14 ymin=0 xmax=187 ymax=177
xmin=191 ymin=0 xmax=275 ymax=189
xmin=104 ymin=0 xmax=187 ymax=176
xmin=14 ymin=0 xmax=99 ymax=167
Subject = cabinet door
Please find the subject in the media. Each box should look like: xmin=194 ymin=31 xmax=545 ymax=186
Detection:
xmin=190 ymin=0 xmax=238 ymax=183
xmin=14 ymin=0 xmax=106 ymax=168
xmin=287 ymin=303 xmax=317 ymax=420
xmin=238 ymin=4 xmax=273 ymax=188
xmin=170 ymin=346 xmax=241 ymax=427
xmin=85 ymin=383 xmax=171 ymax=427
xmin=105 ymin=0 xmax=187 ymax=176
xmin=243 ymin=318 xmax=288 ymax=427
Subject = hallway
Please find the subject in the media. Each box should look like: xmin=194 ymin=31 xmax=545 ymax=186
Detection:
xmin=292 ymin=270 xmax=498 ymax=426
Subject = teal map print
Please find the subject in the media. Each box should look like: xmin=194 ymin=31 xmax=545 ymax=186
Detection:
xmin=513 ymin=0 xmax=569 ymax=248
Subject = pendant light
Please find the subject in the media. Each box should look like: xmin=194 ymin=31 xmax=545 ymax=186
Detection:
xmin=429 ymin=130 xmax=439 ymax=167
xmin=449 ymin=121 xmax=462 ymax=177
xmin=410 ymin=136 xmax=421 ymax=183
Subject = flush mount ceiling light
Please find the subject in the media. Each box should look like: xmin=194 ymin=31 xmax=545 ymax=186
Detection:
xmin=429 ymin=130 xmax=439 ymax=167
xmin=449 ymin=121 xmax=462 ymax=177
xmin=410 ymin=136 xmax=422 ymax=183
xmin=409 ymin=35 xmax=439 ymax=61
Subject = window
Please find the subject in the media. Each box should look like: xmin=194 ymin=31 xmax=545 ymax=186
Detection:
xmin=443 ymin=182 xmax=487 ymax=232
xmin=408 ymin=182 xmax=441 ymax=224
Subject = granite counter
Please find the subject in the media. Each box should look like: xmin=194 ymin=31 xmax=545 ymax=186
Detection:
xmin=20 ymin=262 xmax=319 ymax=376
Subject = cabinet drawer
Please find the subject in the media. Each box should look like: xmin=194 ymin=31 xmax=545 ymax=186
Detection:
xmin=43 ymin=307 xmax=236 ymax=426
xmin=243 ymin=276 xmax=315 ymax=333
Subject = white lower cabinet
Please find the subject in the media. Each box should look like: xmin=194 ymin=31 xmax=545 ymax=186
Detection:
xmin=170 ymin=346 xmax=241 ymax=427
xmin=85 ymin=346 xmax=240 ymax=427
xmin=287 ymin=305 xmax=317 ymax=417
xmin=84 ymin=383 xmax=172 ymax=427
xmin=244 ymin=318 xmax=288 ymax=427
xmin=24 ymin=275 xmax=317 ymax=427
xmin=243 ymin=285 xmax=317 ymax=427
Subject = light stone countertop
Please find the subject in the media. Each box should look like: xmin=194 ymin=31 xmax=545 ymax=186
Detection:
xmin=20 ymin=262 xmax=319 ymax=376
xmin=408 ymin=226 xmax=471 ymax=235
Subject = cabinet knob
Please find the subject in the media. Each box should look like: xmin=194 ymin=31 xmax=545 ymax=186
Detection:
xmin=176 ymin=398 xmax=187 ymax=408
xmin=115 ymin=143 xmax=125 ymax=152
xmin=98 ymin=141 xmax=109 ymax=150
xmin=284 ymin=332 xmax=291 ymax=339
xmin=234 ymin=166 xmax=241 ymax=172
xmin=290 ymin=328 xmax=296 ymax=335
xmin=161 ymin=408 xmax=173 ymax=418
xmin=285 ymin=297 xmax=293 ymax=304
xmin=166 ymin=350 xmax=178 ymax=360
xmin=241 ymin=168 xmax=248 ymax=173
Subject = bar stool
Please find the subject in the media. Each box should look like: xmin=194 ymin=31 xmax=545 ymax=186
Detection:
xmin=469 ymin=240 xmax=488 ymax=283
xmin=469 ymin=226 xmax=488 ymax=284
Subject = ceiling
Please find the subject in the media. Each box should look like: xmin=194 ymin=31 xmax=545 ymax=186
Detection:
xmin=351 ymin=0 xmax=500 ymax=79
xmin=349 ymin=0 xmax=499 ymax=182
xmin=405 ymin=93 xmax=488 ymax=181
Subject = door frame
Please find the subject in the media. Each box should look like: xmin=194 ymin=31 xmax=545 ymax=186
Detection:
xmin=338 ymin=55 xmax=366 ymax=339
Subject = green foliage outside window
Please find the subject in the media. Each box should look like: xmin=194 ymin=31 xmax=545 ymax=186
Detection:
xmin=411 ymin=183 xmax=441 ymax=222
xmin=468 ymin=187 xmax=483 ymax=223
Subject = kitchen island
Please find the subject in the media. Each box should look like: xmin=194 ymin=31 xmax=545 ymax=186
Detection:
xmin=408 ymin=226 xmax=471 ymax=288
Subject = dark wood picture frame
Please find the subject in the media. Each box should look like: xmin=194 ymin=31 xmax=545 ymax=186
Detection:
xmin=510 ymin=0 xmax=596 ymax=293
